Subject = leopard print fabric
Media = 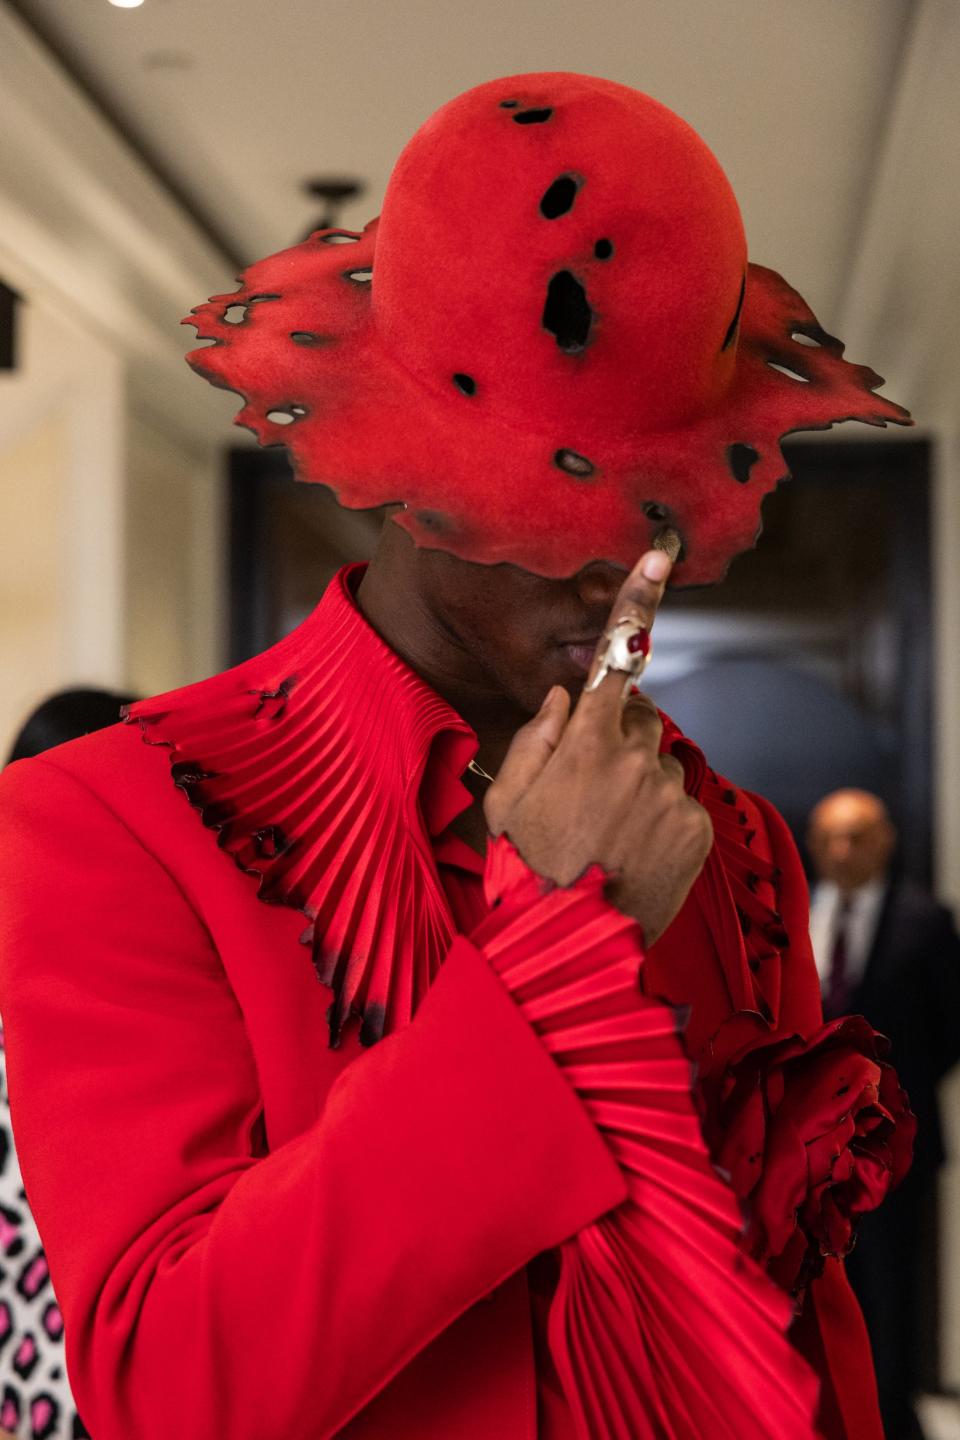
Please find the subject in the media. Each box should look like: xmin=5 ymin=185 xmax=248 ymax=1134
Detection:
xmin=0 ymin=1027 xmax=87 ymax=1439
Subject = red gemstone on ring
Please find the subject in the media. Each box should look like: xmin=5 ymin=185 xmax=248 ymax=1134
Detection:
xmin=627 ymin=629 xmax=650 ymax=656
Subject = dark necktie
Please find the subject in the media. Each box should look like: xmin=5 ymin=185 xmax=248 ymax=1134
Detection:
xmin=822 ymin=896 xmax=853 ymax=1020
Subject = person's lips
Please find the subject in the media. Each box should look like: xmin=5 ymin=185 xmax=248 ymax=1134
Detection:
xmin=560 ymin=638 xmax=601 ymax=673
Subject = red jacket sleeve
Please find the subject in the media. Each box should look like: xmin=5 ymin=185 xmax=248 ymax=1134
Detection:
xmin=0 ymin=757 xmax=627 ymax=1440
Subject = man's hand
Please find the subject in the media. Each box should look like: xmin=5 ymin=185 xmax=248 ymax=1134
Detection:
xmin=485 ymin=549 xmax=713 ymax=944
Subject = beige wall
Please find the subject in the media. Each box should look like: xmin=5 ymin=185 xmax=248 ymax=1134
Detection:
xmin=124 ymin=415 xmax=225 ymax=700
xmin=0 ymin=282 xmax=226 ymax=756
xmin=0 ymin=291 xmax=125 ymax=756
xmin=0 ymin=413 xmax=67 ymax=754
xmin=0 ymin=1 xmax=233 ymax=752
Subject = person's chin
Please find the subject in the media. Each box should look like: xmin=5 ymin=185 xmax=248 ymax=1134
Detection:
xmin=505 ymin=645 xmax=597 ymax=714
xmin=536 ymin=642 xmax=597 ymax=699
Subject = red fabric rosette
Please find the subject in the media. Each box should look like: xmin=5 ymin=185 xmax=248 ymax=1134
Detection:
xmin=702 ymin=1016 xmax=916 ymax=1293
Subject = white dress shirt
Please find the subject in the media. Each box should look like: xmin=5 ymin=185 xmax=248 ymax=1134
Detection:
xmin=809 ymin=878 xmax=888 ymax=990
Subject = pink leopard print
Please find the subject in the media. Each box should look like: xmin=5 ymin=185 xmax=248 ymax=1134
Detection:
xmin=0 ymin=1027 xmax=87 ymax=1439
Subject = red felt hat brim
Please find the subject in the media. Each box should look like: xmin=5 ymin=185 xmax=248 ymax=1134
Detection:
xmin=187 ymin=223 xmax=911 ymax=586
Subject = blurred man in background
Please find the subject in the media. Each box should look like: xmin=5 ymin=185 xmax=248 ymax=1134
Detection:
xmin=808 ymin=788 xmax=960 ymax=1440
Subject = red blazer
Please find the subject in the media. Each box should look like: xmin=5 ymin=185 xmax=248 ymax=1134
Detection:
xmin=0 ymin=569 xmax=886 ymax=1439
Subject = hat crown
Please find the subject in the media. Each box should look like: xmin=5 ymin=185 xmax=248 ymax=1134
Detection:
xmin=372 ymin=73 xmax=747 ymax=439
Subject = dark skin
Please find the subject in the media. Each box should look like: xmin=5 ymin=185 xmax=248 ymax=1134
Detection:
xmin=358 ymin=516 xmax=712 ymax=943
xmin=357 ymin=517 xmax=631 ymax=851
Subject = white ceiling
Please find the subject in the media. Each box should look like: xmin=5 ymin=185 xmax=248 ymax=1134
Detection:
xmin=10 ymin=0 xmax=914 ymax=330
xmin=6 ymin=0 xmax=959 ymax=445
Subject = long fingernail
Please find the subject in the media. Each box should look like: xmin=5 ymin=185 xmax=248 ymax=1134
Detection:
xmin=641 ymin=550 xmax=671 ymax=582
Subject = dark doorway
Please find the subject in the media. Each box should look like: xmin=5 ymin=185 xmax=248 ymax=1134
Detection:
xmin=645 ymin=437 xmax=932 ymax=883
xmin=227 ymin=446 xmax=385 ymax=665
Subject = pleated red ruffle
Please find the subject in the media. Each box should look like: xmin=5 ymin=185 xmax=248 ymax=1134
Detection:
xmin=124 ymin=566 xmax=476 ymax=1045
xmin=478 ymin=838 xmax=820 ymax=1439
xmin=125 ymin=564 xmax=793 ymax=1053
xmin=656 ymin=725 xmax=792 ymax=1041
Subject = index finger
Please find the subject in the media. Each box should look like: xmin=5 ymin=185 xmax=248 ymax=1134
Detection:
xmin=577 ymin=545 xmax=673 ymax=730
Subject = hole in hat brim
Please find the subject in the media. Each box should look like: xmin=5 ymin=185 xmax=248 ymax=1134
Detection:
xmin=727 ymin=443 xmax=760 ymax=484
xmin=554 ymin=448 xmax=595 ymax=478
xmin=642 ymin=502 xmax=669 ymax=523
xmin=267 ymin=405 xmax=308 ymax=425
xmin=222 ymin=293 xmax=279 ymax=325
xmin=767 ymin=359 xmax=810 ymax=383
xmin=790 ymin=327 xmax=836 ymax=349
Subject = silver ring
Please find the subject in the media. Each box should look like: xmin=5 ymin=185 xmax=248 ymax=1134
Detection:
xmin=586 ymin=617 xmax=653 ymax=694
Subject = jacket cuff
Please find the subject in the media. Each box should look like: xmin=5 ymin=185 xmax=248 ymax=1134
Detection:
xmin=470 ymin=844 xmax=821 ymax=1438
xmin=472 ymin=834 xmax=646 ymax=1036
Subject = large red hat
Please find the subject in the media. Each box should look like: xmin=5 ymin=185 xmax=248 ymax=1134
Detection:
xmin=187 ymin=72 xmax=911 ymax=584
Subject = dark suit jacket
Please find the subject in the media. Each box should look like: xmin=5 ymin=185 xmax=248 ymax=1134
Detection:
xmin=851 ymin=876 xmax=960 ymax=1172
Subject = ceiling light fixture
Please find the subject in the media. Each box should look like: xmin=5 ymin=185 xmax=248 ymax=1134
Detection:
xmin=108 ymin=0 xmax=146 ymax=9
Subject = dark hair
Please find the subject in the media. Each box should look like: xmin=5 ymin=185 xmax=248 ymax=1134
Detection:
xmin=5 ymin=688 xmax=139 ymax=766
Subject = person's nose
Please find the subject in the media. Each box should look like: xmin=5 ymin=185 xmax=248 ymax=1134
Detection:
xmin=575 ymin=562 xmax=626 ymax=611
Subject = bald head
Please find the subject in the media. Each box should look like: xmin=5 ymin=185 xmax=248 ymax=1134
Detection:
xmin=807 ymin=789 xmax=896 ymax=893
